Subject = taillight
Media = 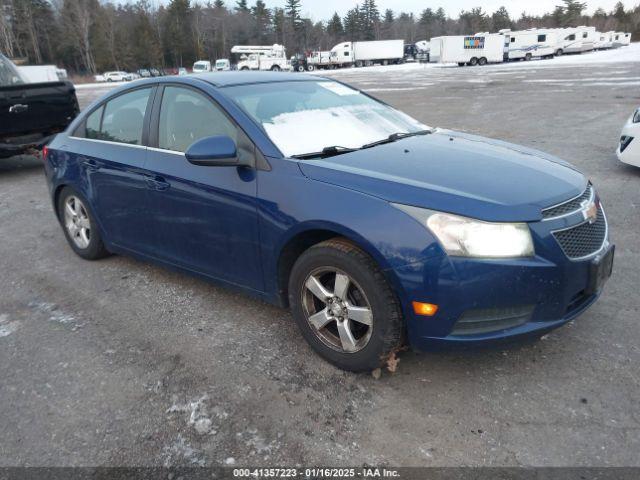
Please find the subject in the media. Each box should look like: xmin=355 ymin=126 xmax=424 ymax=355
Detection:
xmin=42 ymin=145 xmax=49 ymax=161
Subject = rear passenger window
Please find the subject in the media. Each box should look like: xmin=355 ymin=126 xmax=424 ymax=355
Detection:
xmin=100 ymin=88 xmax=152 ymax=145
xmin=85 ymin=106 xmax=103 ymax=139
xmin=538 ymin=35 xmax=546 ymax=42
xmin=158 ymin=86 xmax=237 ymax=153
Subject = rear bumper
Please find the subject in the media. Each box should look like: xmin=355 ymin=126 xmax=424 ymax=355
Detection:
xmin=0 ymin=133 xmax=53 ymax=158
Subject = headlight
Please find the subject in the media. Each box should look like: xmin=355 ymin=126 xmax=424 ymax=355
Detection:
xmin=394 ymin=204 xmax=534 ymax=258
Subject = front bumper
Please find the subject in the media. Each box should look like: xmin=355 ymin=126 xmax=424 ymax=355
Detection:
xmin=391 ymin=206 xmax=612 ymax=350
xmin=617 ymin=120 xmax=640 ymax=167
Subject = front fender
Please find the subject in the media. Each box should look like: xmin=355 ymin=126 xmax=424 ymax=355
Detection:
xmin=257 ymin=158 xmax=447 ymax=307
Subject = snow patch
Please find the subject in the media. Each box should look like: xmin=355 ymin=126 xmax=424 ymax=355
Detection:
xmin=166 ymin=394 xmax=217 ymax=435
xmin=162 ymin=434 xmax=205 ymax=467
xmin=28 ymin=301 xmax=83 ymax=331
xmin=0 ymin=314 xmax=20 ymax=338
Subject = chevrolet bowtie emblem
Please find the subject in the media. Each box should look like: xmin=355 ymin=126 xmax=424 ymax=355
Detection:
xmin=581 ymin=200 xmax=598 ymax=224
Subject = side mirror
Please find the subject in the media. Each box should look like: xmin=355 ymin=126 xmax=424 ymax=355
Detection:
xmin=185 ymin=135 xmax=238 ymax=166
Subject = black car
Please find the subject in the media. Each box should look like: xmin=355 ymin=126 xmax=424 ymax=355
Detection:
xmin=0 ymin=54 xmax=79 ymax=159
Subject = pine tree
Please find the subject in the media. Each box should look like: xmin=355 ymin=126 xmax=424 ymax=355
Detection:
xmin=326 ymin=12 xmax=343 ymax=40
xmin=235 ymin=0 xmax=249 ymax=13
xmin=251 ymin=0 xmax=271 ymax=43
xmin=491 ymin=6 xmax=511 ymax=31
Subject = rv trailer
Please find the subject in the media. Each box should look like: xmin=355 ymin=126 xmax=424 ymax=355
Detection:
xmin=429 ymin=34 xmax=504 ymax=66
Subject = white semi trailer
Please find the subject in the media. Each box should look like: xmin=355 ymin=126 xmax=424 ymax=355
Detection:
xmin=329 ymin=40 xmax=404 ymax=68
xmin=429 ymin=34 xmax=504 ymax=66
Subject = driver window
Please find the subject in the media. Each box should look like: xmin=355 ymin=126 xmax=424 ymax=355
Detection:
xmin=158 ymin=86 xmax=237 ymax=153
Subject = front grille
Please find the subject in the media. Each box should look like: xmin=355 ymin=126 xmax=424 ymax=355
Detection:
xmin=553 ymin=205 xmax=607 ymax=259
xmin=542 ymin=183 xmax=592 ymax=219
xmin=451 ymin=305 xmax=535 ymax=336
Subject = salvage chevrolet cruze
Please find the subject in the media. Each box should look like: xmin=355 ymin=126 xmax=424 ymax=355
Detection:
xmin=43 ymin=72 xmax=614 ymax=371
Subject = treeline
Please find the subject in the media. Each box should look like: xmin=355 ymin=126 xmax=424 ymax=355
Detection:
xmin=0 ymin=0 xmax=638 ymax=74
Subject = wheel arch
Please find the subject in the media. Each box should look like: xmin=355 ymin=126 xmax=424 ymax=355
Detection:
xmin=275 ymin=222 xmax=403 ymax=308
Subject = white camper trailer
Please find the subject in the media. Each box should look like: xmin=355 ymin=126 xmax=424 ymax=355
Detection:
xmin=612 ymin=32 xmax=626 ymax=48
xmin=429 ymin=34 xmax=504 ymax=66
xmin=558 ymin=26 xmax=597 ymax=54
xmin=328 ymin=40 xmax=404 ymax=67
xmin=232 ymin=44 xmax=290 ymax=71
xmin=622 ymin=33 xmax=632 ymax=46
xmin=595 ymin=32 xmax=613 ymax=50
xmin=503 ymin=29 xmax=558 ymax=60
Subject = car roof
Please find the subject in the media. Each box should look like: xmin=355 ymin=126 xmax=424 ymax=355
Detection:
xmin=192 ymin=71 xmax=321 ymax=87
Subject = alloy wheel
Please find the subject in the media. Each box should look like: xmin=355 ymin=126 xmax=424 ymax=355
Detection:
xmin=64 ymin=196 xmax=91 ymax=249
xmin=301 ymin=268 xmax=373 ymax=353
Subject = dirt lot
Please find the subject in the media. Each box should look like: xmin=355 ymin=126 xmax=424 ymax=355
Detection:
xmin=1 ymin=55 xmax=639 ymax=467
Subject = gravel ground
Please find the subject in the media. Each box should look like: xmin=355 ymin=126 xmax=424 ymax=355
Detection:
xmin=1 ymin=56 xmax=639 ymax=467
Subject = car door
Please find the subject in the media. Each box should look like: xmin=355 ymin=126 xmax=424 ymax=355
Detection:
xmin=69 ymin=86 xmax=156 ymax=252
xmin=143 ymin=84 xmax=263 ymax=291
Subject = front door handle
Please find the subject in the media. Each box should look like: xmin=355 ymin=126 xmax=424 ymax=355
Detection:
xmin=145 ymin=174 xmax=170 ymax=191
xmin=9 ymin=103 xmax=28 ymax=114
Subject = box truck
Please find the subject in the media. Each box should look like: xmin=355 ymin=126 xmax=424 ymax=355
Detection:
xmin=231 ymin=44 xmax=290 ymax=71
xmin=328 ymin=40 xmax=404 ymax=68
xmin=429 ymin=34 xmax=504 ymax=66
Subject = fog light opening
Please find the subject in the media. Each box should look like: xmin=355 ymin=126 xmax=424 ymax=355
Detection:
xmin=412 ymin=301 xmax=439 ymax=316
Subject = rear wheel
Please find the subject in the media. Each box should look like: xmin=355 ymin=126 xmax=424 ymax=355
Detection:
xmin=458 ymin=62 xmax=466 ymax=67
xmin=271 ymin=65 xmax=281 ymax=71
xmin=469 ymin=57 xmax=478 ymax=66
xmin=241 ymin=66 xmax=249 ymax=71
xmin=57 ymin=187 xmax=110 ymax=260
xmin=289 ymin=238 xmax=404 ymax=372
xmin=478 ymin=57 xmax=487 ymax=66
xmin=307 ymin=64 xmax=315 ymax=71
xmin=525 ymin=53 xmax=532 ymax=61
xmin=555 ymin=49 xmax=563 ymax=56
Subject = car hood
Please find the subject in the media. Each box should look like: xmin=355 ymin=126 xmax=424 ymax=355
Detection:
xmin=297 ymin=129 xmax=586 ymax=222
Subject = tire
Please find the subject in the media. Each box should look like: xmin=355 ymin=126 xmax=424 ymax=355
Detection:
xmin=525 ymin=53 xmax=532 ymax=61
xmin=296 ymin=65 xmax=305 ymax=72
xmin=555 ymin=49 xmax=563 ymax=57
xmin=241 ymin=66 xmax=249 ymax=71
xmin=307 ymin=64 xmax=315 ymax=71
xmin=288 ymin=238 xmax=404 ymax=372
xmin=57 ymin=187 xmax=110 ymax=260
xmin=271 ymin=65 xmax=281 ymax=71
xmin=458 ymin=62 xmax=466 ymax=67
xmin=478 ymin=57 xmax=487 ymax=66
xmin=469 ymin=57 xmax=478 ymax=66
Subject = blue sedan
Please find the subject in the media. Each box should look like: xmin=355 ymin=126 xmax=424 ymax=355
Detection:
xmin=43 ymin=72 xmax=614 ymax=372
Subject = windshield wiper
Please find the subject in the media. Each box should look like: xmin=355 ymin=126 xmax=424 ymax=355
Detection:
xmin=292 ymin=145 xmax=359 ymax=160
xmin=361 ymin=129 xmax=433 ymax=150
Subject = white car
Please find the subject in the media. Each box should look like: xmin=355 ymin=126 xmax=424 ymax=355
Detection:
xmin=103 ymin=71 xmax=131 ymax=82
xmin=617 ymin=107 xmax=640 ymax=167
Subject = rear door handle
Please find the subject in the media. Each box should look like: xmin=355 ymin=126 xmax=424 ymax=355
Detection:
xmin=9 ymin=104 xmax=28 ymax=114
xmin=84 ymin=159 xmax=100 ymax=172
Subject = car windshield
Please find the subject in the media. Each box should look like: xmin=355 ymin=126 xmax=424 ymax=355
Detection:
xmin=0 ymin=55 xmax=24 ymax=86
xmin=225 ymin=80 xmax=428 ymax=157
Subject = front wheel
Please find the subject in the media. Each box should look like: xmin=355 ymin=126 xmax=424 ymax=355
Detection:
xmin=271 ymin=65 xmax=281 ymax=71
xmin=555 ymin=49 xmax=563 ymax=57
xmin=57 ymin=187 xmax=110 ymax=260
xmin=289 ymin=238 xmax=404 ymax=372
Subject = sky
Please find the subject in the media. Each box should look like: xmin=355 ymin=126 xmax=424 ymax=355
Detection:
xmin=257 ymin=0 xmax=637 ymax=21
